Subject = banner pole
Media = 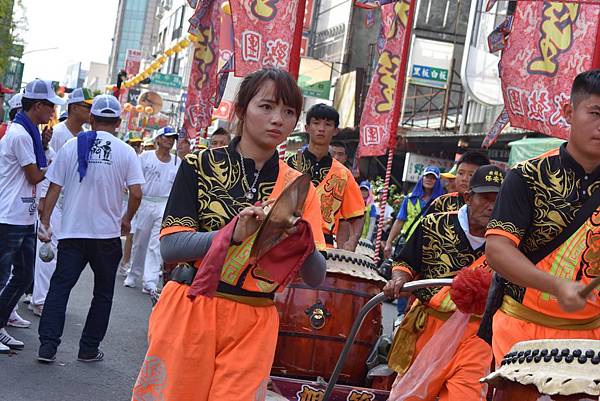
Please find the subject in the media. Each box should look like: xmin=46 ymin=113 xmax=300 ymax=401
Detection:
xmin=373 ymin=0 xmax=416 ymax=265
xmin=290 ymin=0 xmax=307 ymax=79
xmin=594 ymin=18 xmax=600 ymax=69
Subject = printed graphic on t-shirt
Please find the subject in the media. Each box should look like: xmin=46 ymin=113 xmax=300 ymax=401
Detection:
xmin=144 ymin=163 xmax=162 ymax=183
xmin=21 ymin=196 xmax=37 ymax=216
xmin=89 ymin=139 xmax=113 ymax=165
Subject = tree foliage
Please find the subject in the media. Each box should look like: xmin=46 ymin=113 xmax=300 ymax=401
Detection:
xmin=0 ymin=0 xmax=25 ymax=78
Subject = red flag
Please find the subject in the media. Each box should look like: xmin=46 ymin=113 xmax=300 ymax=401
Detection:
xmin=182 ymin=0 xmax=221 ymax=138
xmin=229 ymin=0 xmax=306 ymax=77
xmin=357 ymin=0 xmax=415 ymax=158
xmin=499 ymin=2 xmax=600 ymax=140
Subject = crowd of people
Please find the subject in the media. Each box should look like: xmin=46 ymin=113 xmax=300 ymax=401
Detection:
xmin=0 ymin=67 xmax=598 ymax=401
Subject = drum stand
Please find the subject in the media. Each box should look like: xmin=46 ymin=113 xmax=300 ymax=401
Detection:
xmin=322 ymin=278 xmax=454 ymax=400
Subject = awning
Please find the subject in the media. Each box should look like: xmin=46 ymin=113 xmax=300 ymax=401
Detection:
xmin=507 ymin=137 xmax=565 ymax=167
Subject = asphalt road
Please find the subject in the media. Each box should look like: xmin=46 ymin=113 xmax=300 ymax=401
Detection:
xmin=0 ymin=268 xmax=397 ymax=401
xmin=0 ymin=268 xmax=152 ymax=401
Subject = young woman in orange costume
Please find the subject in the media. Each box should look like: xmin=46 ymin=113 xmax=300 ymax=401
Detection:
xmin=131 ymin=68 xmax=326 ymax=401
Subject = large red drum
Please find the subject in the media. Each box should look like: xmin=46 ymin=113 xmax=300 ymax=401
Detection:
xmin=484 ymin=339 xmax=600 ymax=401
xmin=272 ymin=248 xmax=386 ymax=386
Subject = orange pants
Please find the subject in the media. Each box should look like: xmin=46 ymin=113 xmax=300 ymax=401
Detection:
xmin=492 ymin=310 xmax=600 ymax=365
xmin=132 ymin=282 xmax=279 ymax=401
xmin=401 ymin=315 xmax=492 ymax=401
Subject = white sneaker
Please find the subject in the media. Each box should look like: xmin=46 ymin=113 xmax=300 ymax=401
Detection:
xmin=0 ymin=328 xmax=24 ymax=350
xmin=8 ymin=311 xmax=31 ymax=328
xmin=0 ymin=341 xmax=9 ymax=354
xmin=22 ymin=294 xmax=32 ymax=304
xmin=29 ymin=303 xmax=43 ymax=317
xmin=123 ymin=277 xmax=136 ymax=288
xmin=142 ymin=286 xmax=157 ymax=294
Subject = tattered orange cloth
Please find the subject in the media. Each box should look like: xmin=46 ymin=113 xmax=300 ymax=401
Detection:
xmin=390 ymin=313 xmax=491 ymax=401
xmin=132 ymin=143 xmax=325 ymax=401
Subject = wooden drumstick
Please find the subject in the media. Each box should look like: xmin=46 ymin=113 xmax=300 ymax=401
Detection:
xmin=578 ymin=276 xmax=600 ymax=298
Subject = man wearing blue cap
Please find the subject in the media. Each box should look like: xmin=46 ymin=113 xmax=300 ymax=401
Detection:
xmin=0 ymin=79 xmax=65 ymax=353
xmin=124 ymin=126 xmax=180 ymax=295
xmin=384 ymin=166 xmax=445 ymax=260
xmin=37 ymin=94 xmax=144 ymax=363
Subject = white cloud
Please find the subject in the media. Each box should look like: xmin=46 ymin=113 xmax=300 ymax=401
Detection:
xmin=18 ymin=0 xmax=119 ymax=86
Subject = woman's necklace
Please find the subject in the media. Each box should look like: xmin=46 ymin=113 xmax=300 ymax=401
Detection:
xmin=238 ymin=147 xmax=261 ymax=200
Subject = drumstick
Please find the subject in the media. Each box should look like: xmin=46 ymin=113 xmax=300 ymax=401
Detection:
xmin=578 ymin=276 xmax=600 ymax=298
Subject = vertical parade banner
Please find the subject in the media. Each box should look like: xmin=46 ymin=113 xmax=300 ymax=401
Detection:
xmin=182 ymin=0 xmax=221 ymax=138
xmin=499 ymin=1 xmax=600 ymax=140
xmin=357 ymin=0 xmax=415 ymax=157
xmin=229 ymin=0 xmax=305 ymax=77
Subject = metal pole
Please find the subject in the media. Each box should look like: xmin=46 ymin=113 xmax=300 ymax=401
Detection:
xmin=373 ymin=0 xmax=417 ymax=265
xmin=441 ymin=57 xmax=455 ymax=132
xmin=373 ymin=145 xmax=394 ymax=265
xmin=322 ymin=278 xmax=454 ymax=400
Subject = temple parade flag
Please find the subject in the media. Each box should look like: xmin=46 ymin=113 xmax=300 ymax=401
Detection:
xmin=182 ymin=0 xmax=221 ymax=138
xmin=229 ymin=0 xmax=306 ymax=78
xmin=357 ymin=0 xmax=415 ymax=158
xmin=498 ymin=1 xmax=600 ymax=140
xmin=182 ymin=0 xmax=307 ymax=137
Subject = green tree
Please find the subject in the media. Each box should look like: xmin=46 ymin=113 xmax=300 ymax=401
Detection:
xmin=0 ymin=0 xmax=25 ymax=78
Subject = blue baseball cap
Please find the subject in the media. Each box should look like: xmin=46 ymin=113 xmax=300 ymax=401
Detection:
xmin=153 ymin=126 xmax=178 ymax=140
xmin=422 ymin=165 xmax=440 ymax=179
xmin=359 ymin=180 xmax=371 ymax=190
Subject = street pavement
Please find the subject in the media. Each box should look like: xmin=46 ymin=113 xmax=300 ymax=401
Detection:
xmin=0 ymin=267 xmax=397 ymax=401
xmin=0 ymin=268 xmax=152 ymax=401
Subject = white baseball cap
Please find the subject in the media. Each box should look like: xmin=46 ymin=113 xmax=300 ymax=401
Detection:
xmin=90 ymin=95 xmax=121 ymax=118
xmin=23 ymin=79 xmax=66 ymax=105
xmin=67 ymin=88 xmax=94 ymax=105
xmin=8 ymin=93 xmax=23 ymax=110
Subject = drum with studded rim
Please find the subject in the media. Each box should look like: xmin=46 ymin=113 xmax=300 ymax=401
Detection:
xmin=271 ymin=248 xmax=386 ymax=386
xmin=483 ymin=339 xmax=600 ymax=401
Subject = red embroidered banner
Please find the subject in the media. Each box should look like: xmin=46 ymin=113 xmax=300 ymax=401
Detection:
xmin=230 ymin=0 xmax=305 ymax=77
xmin=182 ymin=0 xmax=221 ymax=138
xmin=357 ymin=0 xmax=415 ymax=158
xmin=499 ymin=1 xmax=600 ymax=140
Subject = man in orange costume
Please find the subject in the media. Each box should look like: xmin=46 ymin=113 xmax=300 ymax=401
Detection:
xmin=384 ymin=165 xmax=505 ymax=401
xmin=287 ymin=104 xmax=364 ymax=250
xmin=485 ymin=69 xmax=600 ymax=363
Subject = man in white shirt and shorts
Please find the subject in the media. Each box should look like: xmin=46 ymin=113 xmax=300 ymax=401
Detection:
xmin=124 ymin=127 xmax=179 ymax=295
xmin=37 ymin=95 xmax=144 ymax=363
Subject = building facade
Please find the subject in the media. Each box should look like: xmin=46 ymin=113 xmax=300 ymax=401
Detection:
xmin=108 ymin=0 xmax=160 ymax=82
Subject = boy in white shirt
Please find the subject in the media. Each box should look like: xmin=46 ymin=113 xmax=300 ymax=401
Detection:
xmin=37 ymin=95 xmax=144 ymax=363
xmin=49 ymin=87 xmax=92 ymax=152
xmin=32 ymin=88 xmax=93 ymax=317
xmin=124 ymin=127 xmax=179 ymax=294
xmin=0 ymin=79 xmax=65 ymax=353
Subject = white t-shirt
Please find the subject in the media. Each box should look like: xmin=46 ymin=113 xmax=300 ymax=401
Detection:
xmin=458 ymin=205 xmax=486 ymax=250
xmin=49 ymin=121 xmax=77 ymax=153
xmin=140 ymin=151 xmax=180 ymax=198
xmin=46 ymin=131 xmax=145 ymax=239
xmin=0 ymin=123 xmax=38 ymax=225
xmin=37 ymin=147 xmax=56 ymax=200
